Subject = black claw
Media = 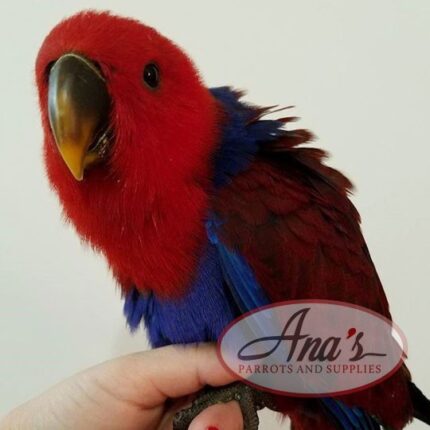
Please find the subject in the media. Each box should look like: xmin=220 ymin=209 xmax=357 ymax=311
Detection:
xmin=172 ymin=382 xmax=275 ymax=430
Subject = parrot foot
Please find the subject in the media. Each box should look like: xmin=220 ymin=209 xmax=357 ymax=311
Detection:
xmin=172 ymin=382 xmax=276 ymax=430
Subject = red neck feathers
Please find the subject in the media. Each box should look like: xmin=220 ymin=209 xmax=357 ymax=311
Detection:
xmin=36 ymin=11 xmax=221 ymax=297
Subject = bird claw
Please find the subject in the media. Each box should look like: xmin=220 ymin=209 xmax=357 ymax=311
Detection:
xmin=173 ymin=382 xmax=276 ymax=430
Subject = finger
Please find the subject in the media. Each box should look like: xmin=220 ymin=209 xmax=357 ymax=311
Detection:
xmin=92 ymin=343 xmax=238 ymax=409
xmin=189 ymin=401 xmax=243 ymax=430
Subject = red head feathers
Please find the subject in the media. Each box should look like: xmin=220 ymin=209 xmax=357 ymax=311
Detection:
xmin=36 ymin=11 xmax=220 ymax=295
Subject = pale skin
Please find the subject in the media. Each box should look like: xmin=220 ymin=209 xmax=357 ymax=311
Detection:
xmin=0 ymin=344 xmax=244 ymax=430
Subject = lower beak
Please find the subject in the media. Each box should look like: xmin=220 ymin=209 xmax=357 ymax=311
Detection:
xmin=47 ymin=53 xmax=111 ymax=181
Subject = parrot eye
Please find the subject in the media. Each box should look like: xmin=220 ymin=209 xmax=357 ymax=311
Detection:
xmin=143 ymin=63 xmax=160 ymax=89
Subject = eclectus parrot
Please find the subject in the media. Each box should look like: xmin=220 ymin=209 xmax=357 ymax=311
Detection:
xmin=36 ymin=11 xmax=430 ymax=430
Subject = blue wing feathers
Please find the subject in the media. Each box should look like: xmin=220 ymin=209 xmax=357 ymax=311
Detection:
xmin=206 ymin=217 xmax=270 ymax=313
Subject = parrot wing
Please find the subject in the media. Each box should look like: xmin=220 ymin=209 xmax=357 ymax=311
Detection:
xmin=210 ymin=86 xmax=390 ymax=316
xmin=207 ymin=159 xmax=388 ymax=430
xmin=212 ymin=126 xmax=390 ymax=316
xmin=209 ymin=87 xmax=412 ymax=429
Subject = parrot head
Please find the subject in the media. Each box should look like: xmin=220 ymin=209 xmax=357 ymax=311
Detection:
xmin=35 ymin=11 xmax=219 ymax=292
xmin=36 ymin=10 xmax=217 ymax=182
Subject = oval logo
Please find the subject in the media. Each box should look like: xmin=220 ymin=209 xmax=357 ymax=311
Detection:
xmin=217 ymin=300 xmax=407 ymax=397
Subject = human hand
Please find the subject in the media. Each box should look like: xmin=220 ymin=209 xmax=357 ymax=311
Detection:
xmin=0 ymin=344 xmax=243 ymax=430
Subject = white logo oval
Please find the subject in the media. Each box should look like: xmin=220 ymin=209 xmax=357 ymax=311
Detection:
xmin=217 ymin=300 xmax=407 ymax=396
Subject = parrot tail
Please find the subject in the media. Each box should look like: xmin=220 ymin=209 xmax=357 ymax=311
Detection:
xmin=410 ymin=381 xmax=430 ymax=425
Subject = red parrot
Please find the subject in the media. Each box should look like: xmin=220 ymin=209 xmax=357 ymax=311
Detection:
xmin=35 ymin=10 xmax=430 ymax=430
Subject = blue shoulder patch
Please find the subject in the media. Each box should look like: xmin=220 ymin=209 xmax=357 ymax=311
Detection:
xmin=210 ymin=87 xmax=285 ymax=187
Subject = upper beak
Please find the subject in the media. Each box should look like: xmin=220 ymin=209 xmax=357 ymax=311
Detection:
xmin=48 ymin=53 xmax=111 ymax=181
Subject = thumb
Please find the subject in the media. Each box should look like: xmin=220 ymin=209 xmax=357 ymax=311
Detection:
xmin=97 ymin=343 xmax=238 ymax=409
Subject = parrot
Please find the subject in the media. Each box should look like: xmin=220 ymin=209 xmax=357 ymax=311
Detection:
xmin=35 ymin=10 xmax=430 ymax=430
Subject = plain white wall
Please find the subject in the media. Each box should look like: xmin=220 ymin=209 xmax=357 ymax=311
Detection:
xmin=1 ymin=1 xmax=429 ymax=428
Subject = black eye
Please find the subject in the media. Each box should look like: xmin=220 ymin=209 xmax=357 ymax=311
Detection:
xmin=143 ymin=63 xmax=160 ymax=89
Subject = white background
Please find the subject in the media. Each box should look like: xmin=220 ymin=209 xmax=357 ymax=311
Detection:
xmin=0 ymin=1 xmax=429 ymax=428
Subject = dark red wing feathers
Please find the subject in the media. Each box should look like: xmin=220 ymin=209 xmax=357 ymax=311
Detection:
xmin=213 ymin=131 xmax=412 ymax=428
xmin=213 ymin=151 xmax=387 ymax=312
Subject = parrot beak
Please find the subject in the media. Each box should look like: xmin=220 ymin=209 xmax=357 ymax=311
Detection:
xmin=47 ymin=53 xmax=111 ymax=181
